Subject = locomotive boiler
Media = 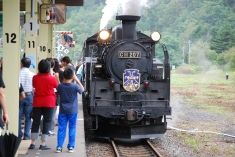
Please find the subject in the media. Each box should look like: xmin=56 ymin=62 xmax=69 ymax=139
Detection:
xmin=82 ymin=15 xmax=171 ymax=139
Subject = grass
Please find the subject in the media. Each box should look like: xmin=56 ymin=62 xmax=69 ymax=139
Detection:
xmin=184 ymin=137 xmax=199 ymax=152
xmin=171 ymin=68 xmax=235 ymax=155
xmin=171 ymin=69 xmax=235 ymax=112
xmin=199 ymin=104 xmax=225 ymax=115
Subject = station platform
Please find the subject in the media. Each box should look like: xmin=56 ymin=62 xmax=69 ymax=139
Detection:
xmin=18 ymin=95 xmax=86 ymax=157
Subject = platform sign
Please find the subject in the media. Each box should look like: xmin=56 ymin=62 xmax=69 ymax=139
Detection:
xmin=23 ymin=18 xmax=40 ymax=35
xmin=58 ymin=44 xmax=65 ymax=51
xmin=64 ymin=49 xmax=69 ymax=54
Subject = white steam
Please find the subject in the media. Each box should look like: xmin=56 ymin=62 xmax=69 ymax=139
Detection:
xmin=100 ymin=0 xmax=149 ymax=30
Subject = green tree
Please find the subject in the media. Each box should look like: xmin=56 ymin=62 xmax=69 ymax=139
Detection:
xmin=216 ymin=52 xmax=226 ymax=69
xmin=156 ymin=34 xmax=181 ymax=66
xmin=210 ymin=25 xmax=235 ymax=53
xmin=224 ymin=47 xmax=235 ymax=70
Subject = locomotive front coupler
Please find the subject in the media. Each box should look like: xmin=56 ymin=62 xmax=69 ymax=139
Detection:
xmin=125 ymin=110 xmax=146 ymax=121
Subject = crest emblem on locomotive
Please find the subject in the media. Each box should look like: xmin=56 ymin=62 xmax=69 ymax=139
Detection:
xmin=123 ymin=69 xmax=140 ymax=92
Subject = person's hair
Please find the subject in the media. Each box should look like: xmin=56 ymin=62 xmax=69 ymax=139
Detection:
xmin=21 ymin=57 xmax=31 ymax=68
xmin=38 ymin=59 xmax=51 ymax=73
xmin=53 ymin=58 xmax=60 ymax=72
xmin=63 ymin=68 xmax=73 ymax=80
xmin=46 ymin=58 xmax=55 ymax=68
xmin=61 ymin=56 xmax=71 ymax=64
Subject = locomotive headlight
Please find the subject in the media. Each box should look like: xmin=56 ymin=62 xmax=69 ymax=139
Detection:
xmin=150 ymin=31 xmax=161 ymax=41
xmin=99 ymin=30 xmax=110 ymax=41
xmin=95 ymin=64 xmax=102 ymax=68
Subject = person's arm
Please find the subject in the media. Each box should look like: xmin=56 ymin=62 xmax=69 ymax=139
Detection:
xmin=0 ymin=87 xmax=9 ymax=123
xmin=73 ymin=74 xmax=84 ymax=92
xmin=50 ymin=68 xmax=54 ymax=76
xmin=19 ymin=91 xmax=25 ymax=101
xmin=19 ymin=83 xmax=25 ymax=101
xmin=54 ymin=73 xmax=60 ymax=84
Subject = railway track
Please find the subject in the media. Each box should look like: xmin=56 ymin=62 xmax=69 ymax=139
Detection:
xmin=111 ymin=139 xmax=165 ymax=157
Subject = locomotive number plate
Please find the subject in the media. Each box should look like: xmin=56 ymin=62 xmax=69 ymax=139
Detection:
xmin=119 ymin=51 xmax=141 ymax=58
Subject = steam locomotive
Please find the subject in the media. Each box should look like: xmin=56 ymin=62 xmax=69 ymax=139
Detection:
xmin=82 ymin=15 xmax=171 ymax=139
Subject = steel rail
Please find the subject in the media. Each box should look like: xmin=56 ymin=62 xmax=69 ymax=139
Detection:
xmin=111 ymin=140 xmax=120 ymax=157
xmin=146 ymin=139 xmax=163 ymax=157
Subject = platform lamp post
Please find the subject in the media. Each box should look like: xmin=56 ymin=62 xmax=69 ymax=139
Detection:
xmin=188 ymin=40 xmax=191 ymax=65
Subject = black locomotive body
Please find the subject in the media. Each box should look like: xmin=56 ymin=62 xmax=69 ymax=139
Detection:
xmin=82 ymin=15 xmax=171 ymax=139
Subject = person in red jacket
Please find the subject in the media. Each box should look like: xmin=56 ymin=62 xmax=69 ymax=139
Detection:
xmin=29 ymin=59 xmax=58 ymax=150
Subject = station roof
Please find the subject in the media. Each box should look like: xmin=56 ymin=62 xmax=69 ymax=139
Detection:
xmin=0 ymin=0 xmax=84 ymax=11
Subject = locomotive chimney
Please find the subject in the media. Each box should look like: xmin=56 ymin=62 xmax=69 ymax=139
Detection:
xmin=116 ymin=15 xmax=140 ymax=40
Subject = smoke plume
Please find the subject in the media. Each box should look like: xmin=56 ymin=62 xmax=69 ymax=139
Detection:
xmin=100 ymin=0 xmax=148 ymax=30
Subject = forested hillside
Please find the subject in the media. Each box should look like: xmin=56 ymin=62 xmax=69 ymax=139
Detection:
xmin=57 ymin=0 xmax=235 ymax=71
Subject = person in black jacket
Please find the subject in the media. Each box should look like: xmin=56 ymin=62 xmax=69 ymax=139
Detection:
xmin=0 ymin=69 xmax=9 ymax=129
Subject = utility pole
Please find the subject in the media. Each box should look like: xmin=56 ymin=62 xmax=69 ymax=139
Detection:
xmin=182 ymin=46 xmax=185 ymax=64
xmin=188 ymin=40 xmax=191 ymax=65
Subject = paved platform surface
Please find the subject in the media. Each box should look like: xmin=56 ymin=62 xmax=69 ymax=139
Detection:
xmin=18 ymin=95 xmax=86 ymax=157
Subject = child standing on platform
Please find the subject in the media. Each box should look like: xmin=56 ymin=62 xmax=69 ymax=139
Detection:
xmin=56 ymin=68 xmax=84 ymax=153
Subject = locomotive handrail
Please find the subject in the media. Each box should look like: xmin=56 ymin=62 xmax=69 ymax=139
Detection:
xmin=93 ymin=99 xmax=170 ymax=109
xmin=160 ymin=43 xmax=171 ymax=106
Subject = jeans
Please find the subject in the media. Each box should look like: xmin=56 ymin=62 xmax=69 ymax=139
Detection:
xmin=76 ymin=74 xmax=82 ymax=83
xmin=19 ymin=94 xmax=33 ymax=138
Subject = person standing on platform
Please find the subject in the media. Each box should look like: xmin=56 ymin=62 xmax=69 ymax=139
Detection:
xmin=76 ymin=63 xmax=83 ymax=83
xmin=39 ymin=58 xmax=57 ymax=136
xmin=61 ymin=56 xmax=76 ymax=73
xmin=52 ymin=58 xmax=64 ymax=126
xmin=75 ymin=62 xmax=82 ymax=74
xmin=29 ymin=59 xmax=58 ymax=150
xmin=19 ymin=83 xmax=26 ymax=101
xmin=19 ymin=57 xmax=35 ymax=140
xmin=55 ymin=68 xmax=84 ymax=153
xmin=0 ymin=69 xmax=10 ymax=129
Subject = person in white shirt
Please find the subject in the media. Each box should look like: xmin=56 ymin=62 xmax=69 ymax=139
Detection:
xmin=19 ymin=57 xmax=35 ymax=140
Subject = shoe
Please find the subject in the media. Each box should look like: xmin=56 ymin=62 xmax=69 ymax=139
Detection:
xmin=68 ymin=147 xmax=74 ymax=153
xmin=23 ymin=137 xmax=30 ymax=140
xmin=48 ymin=130 xmax=55 ymax=136
xmin=29 ymin=144 xmax=35 ymax=149
xmin=39 ymin=145 xmax=51 ymax=150
xmin=55 ymin=148 xmax=62 ymax=153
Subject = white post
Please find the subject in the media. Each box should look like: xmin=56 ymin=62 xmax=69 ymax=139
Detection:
xmin=188 ymin=40 xmax=191 ymax=65
xmin=182 ymin=46 xmax=185 ymax=64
